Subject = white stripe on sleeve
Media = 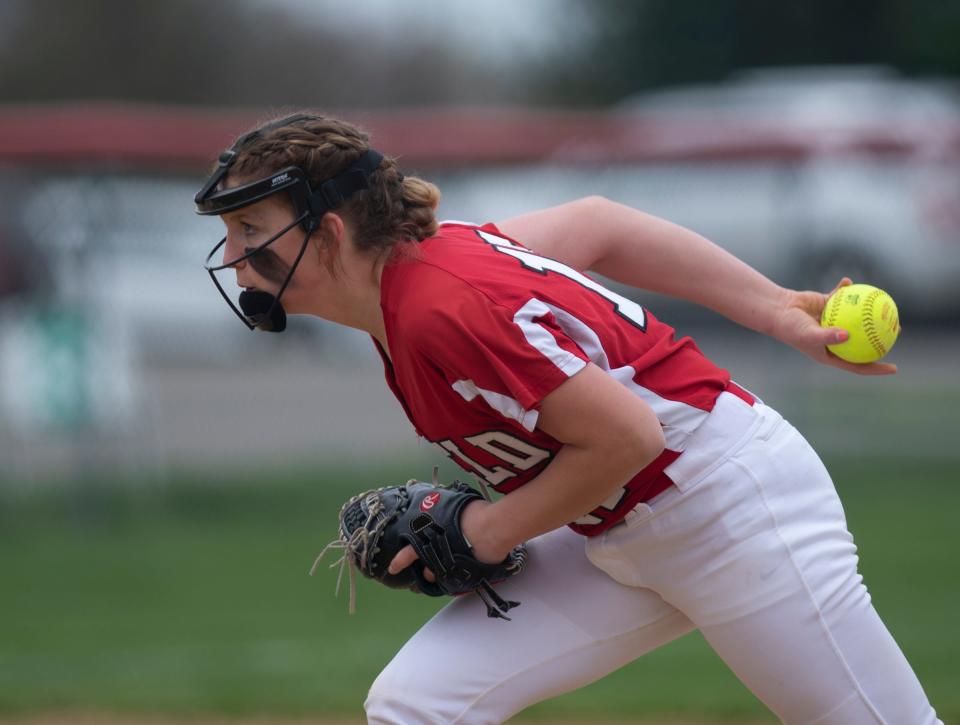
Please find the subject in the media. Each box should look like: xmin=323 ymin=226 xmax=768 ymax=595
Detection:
xmin=512 ymin=298 xmax=587 ymax=378
xmin=451 ymin=379 xmax=540 ymax=432
xmin=541 ymin=302 xmax=710 ymax=450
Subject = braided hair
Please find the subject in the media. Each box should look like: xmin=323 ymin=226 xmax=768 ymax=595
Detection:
xmin=228 ymin=114 xmax=440 ymax=259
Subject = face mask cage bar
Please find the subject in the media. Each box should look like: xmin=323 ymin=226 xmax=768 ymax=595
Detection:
xmin=202 ymin=213 xmax=309 ymax=331
xmin=194 ymin=116 xmax=383 ymax=331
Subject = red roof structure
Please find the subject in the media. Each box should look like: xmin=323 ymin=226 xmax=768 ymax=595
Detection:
xmin=0 ymin=103 xmax=957 ymax=168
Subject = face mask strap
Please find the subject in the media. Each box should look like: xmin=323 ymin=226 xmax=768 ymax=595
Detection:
xmin=308 ymin=149 xmax=384 ymax=221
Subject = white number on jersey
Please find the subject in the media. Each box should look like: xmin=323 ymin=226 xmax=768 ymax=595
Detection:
xmin=477 ymin=229 xmax=647 ymax=331
xmin=437 ymin=432 xmax=551 ymax=488
xmin=464 ymin=431 xmax=551 ymax=470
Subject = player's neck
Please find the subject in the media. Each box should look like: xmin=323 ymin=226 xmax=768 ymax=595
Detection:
xmin=301 ymin=245 xmax=387 ymax=344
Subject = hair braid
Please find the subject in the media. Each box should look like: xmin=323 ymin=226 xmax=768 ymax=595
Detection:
xmin=227 ymin=114 xmax=440 ymax=260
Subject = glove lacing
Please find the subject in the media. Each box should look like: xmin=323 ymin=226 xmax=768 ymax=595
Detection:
xmin=309 ymin=470 xmax=518 ymax=618
xmin=309 ymin=488 xmax=393 ymax=614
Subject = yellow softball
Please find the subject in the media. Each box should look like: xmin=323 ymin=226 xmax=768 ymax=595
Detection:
xmin=821 ymin=283 xmax=901 ymax=363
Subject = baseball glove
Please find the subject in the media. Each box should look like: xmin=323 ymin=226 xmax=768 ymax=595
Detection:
xmin=311 ymin=472 xmax=527 ymax=620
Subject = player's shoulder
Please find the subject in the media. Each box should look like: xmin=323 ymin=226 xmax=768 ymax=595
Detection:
xmin=387 ymin=221 xmax=518 ymax=293
xmin=436 ymin=220 xmax=527 ymax=250
xmin=382 ymin=222 xmax=521 ymax=338
xmin=383 ymin=225 xmax=484 ymax=308
xmin=428 ymin=220 xmax=523 ymax=253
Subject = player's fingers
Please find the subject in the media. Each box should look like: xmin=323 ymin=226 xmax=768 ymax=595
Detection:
xmin=387 ymin=545 xmax=437 ymax=581
xmin=823 ymin=350 xmax=898 ymax=375
xmin=387 ymin=545 xmax=419 ymax=575
xmin=821 ymin=327 xmax=850 ymax=346
xmin=828 ymin=276 xmax=854 ymax=296
xmin=844 ymin=362 xmax=898 ymax=375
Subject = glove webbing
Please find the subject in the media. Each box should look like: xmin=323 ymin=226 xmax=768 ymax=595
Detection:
xmin=310 ymin=488 xmax=395 ymax=614
xmin=311 ymin=472 xmax=524 ymax=619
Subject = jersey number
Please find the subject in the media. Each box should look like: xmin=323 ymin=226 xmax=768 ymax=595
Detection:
xmin=440 ymin=431 xmax=627 ymax=526
xmin=477 ymin=229 xmax=646 ymax=331
xmin=438 ymin=431 xmax=551 ymax=488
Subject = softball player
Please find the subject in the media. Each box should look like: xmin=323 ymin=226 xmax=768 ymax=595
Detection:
xmin=195 ymin=113 xmax=942 ymax=723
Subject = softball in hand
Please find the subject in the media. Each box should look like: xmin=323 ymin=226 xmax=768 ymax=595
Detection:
xmin=821 ymin=283 xmax=900 ymax=363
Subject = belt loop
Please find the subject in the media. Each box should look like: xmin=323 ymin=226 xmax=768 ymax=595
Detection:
xmin=624 ymin=502 xmax=653 ymax=528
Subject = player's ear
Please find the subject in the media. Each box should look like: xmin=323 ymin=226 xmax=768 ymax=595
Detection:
xmin=311 ymin=212 xmax=345 ymax=263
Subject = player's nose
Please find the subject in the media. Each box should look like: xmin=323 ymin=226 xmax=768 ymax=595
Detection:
xmin=223 ymin=234 xmax=250 ymax=278
xmin=223 ymin=232 xmax=242 ymax=263
xmin=234 ymin=267 xmax=255 ymax=292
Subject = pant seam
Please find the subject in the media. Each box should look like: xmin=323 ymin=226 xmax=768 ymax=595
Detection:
xmin=806 ymin=690 xmax=883 ymax=725
xmin=728 ymin=454 xmax=887 ymax=724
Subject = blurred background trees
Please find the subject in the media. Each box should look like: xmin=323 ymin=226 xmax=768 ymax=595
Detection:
xmin=2 ymin=0 xmax=960 ymax=108
xmin=547 ymin=0 xmax=960 ymax=104
xmin=0 ymin=0 xmax=546 ymax=106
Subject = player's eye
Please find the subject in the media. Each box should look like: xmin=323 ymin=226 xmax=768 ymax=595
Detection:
xmin=242 ymin=222 xmax=256 ymax=235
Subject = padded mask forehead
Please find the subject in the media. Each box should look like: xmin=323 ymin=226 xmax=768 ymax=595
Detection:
xmin=195 ymin=147 xmax=384 ymax=223
xmin=196 ymin=165 xmax=312 ymax=216
xmin=194 ymin=113 xmax=312 ymax=208
xmin=196 ymin=114 xmax=384 ymax=225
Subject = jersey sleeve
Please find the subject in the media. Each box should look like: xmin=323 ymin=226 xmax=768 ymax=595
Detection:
xmin=412 ymin=285 xmax=589 ymax=432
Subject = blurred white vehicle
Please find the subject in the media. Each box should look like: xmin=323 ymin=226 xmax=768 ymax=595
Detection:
xmin=620 ymin=65 xmax=960 ymax=131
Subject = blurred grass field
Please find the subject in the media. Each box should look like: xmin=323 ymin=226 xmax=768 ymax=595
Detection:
xmin=1 ymin=456 xmax=957 ymax=723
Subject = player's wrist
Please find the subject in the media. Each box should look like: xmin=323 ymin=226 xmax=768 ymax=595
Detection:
xmin=461 ymin=499 xmax=515 ymax=564
xmin=760 ymin=284 xmax=795 ymax=340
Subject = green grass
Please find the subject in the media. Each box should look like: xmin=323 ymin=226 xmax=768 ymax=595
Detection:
xmin=0 ymin=458 xmax=957 ymax=721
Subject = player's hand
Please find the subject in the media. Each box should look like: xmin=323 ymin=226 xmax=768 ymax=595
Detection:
xmin=772 ymin=277 xmax=897 ymax=376
xmin=387 ymin=500 xmax=507 ymax=581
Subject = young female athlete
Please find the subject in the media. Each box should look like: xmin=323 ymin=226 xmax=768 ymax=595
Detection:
xmin=195 ymin=113 xmax=941 ymax=724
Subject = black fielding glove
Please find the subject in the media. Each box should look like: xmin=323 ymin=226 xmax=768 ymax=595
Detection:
xmin=312 ymin=476 xmax=527 ymax=620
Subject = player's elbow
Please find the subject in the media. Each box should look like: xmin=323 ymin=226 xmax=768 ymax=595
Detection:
xmin=572 ymin=195 xmax=618 ymax=219
xmin=613 ymin=393 xmax=667 ymax=464
xmin=570 ymin=196 xmax=629 ymax=267
xmin=598 ymin=415 xmax=666 ymax=477
xmin=539 ymin=363 xmax=665 ymax=472
xmin=623 ymin=423 xmax=666 ymax=470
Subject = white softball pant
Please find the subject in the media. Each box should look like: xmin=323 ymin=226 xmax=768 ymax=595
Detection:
xmin=365 ymin=394 xmax=941 ymax=724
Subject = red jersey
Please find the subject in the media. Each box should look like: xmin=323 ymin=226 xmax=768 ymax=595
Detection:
xmin=376 ymin=222 xmax=753 ymax=536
